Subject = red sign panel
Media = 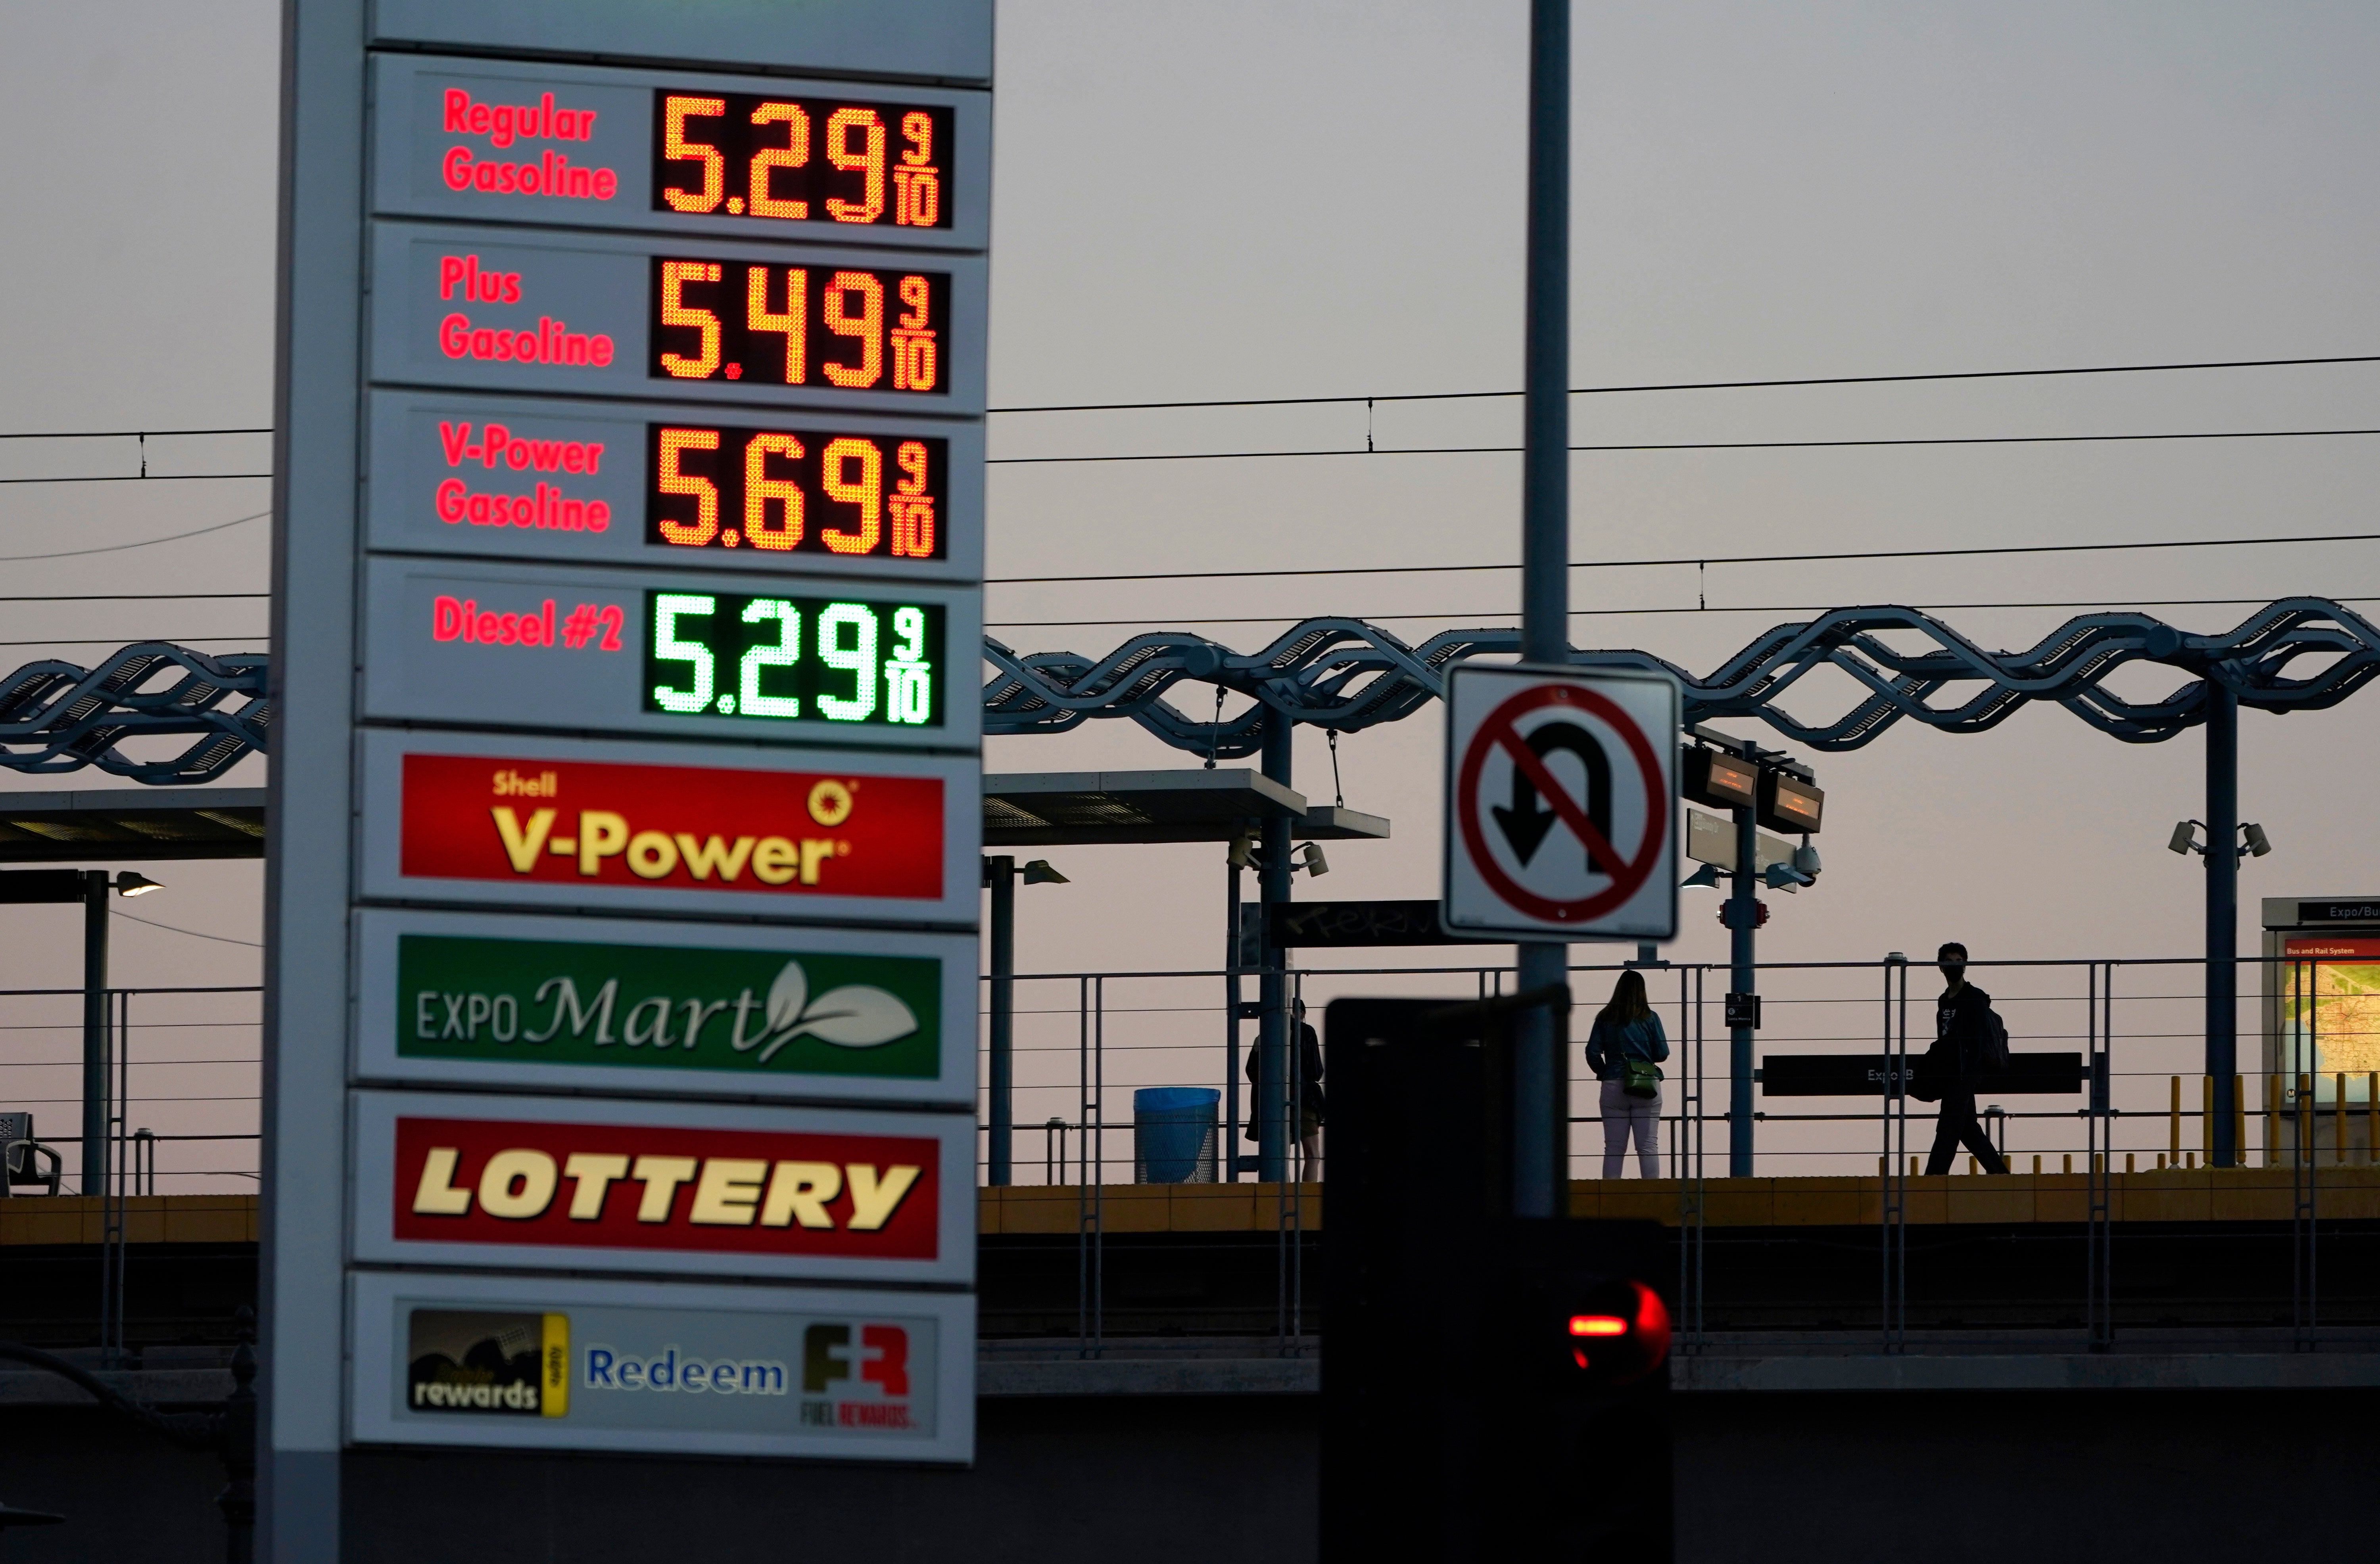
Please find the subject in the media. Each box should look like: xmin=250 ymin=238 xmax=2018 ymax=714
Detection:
xmin=392 ymin=1115 xmax=940 ymax=1259
xmin=2285 ymin=938 xmax=2380 ymax=961
xmin=399 ymin=751 xmax=942 ymax=899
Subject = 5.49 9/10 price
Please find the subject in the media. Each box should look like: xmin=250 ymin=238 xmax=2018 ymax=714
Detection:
xmin=649 ymin=258 xmax=948 ymax=395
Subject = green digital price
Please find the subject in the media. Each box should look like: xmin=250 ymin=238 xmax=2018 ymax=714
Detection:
xmin=644 ymin=591 xmax=943 ymax=727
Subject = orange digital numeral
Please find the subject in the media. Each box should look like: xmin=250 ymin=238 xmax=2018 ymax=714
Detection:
xmin=658 ymin=261 xmax=722 ymax=378
xmin=662 ymin=96 xmax=726 ymax=213
xmin=822 ymin=272 xmax=883 ymax=388
xmin=656 ymin=429 xmax=721 ymax=545
xmin=747 ymin=266 xmax=806 ymax=383
xmin=823 ymin=107 xmax=886 ymax=224
xmin=744 ymin=433 xmax=804 ymax=550
xmin=820 ymin=437 xmax=883 ymax=554
xmin=749 ymin=102 xmax=810 ymax=219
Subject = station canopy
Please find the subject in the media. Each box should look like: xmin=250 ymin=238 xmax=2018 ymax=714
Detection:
xmin=984 ymin=768 xmax=1389 ymax=847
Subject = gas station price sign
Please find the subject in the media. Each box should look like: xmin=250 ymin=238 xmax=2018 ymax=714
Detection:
xmin=648 ymin=257 xmax=948 ymax=393
xmin=370 ymin=54 xmax=987 ymax=249
xmin=654 ymin=92 xmax=952 ymax=231
xmin=647 ymin=592 xmax=945 ymax=730
xmin=649 ymin=422 xmax=943 ymax=560
xmin=369 ymin=224 xmax=986 ymax=415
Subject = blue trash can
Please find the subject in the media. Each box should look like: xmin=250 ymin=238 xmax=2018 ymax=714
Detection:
xmin=1133 ymin=1087 xmax=1220 ymax=1184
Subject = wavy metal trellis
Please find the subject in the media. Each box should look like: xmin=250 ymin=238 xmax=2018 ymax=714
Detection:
xmin=0 ymin=643 xmax=269 ymax=784
xmin=2 ymin=600 xmax=2374 ymax=782
xmin=983 ymin=598 xmax=2380 ymax=757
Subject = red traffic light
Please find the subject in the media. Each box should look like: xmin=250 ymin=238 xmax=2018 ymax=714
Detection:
xmin=1566 ymin=1280 xmax=1671 ymax=1380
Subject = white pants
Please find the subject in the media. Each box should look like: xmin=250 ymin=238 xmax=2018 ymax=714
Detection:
xmin=1600 ymin=1078 xmax=1661 ymax=1179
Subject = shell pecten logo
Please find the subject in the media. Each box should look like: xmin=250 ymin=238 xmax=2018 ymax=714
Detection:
xmin=399 ymin=753 xmax=942 ymax=898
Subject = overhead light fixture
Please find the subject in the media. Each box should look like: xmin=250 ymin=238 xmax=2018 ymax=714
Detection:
xmin=1021 ymin=859 xmax=1069 ymax=885
xmin=1763 ymin=862 xmax=1812 ymax=891
xmin=2167 ymin=821 xmax=2203 ymax=857
xmin=111 ymin=872 xmax=165 ymax=898
xmin=1297 ymin=843 xmax=1329 ymax=878
xmin=1681 ymin=864 xmax=1723 ymax=890
xmin=1226 ymin=829 xmax=1258 ymax=871
xmin=2241 ymin=823 xmax=2273 ymax=858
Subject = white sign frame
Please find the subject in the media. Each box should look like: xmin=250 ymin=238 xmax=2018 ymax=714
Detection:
xmin=353 ymin=726 xmax=981 ymax=927
xmin=349 ymin=1270 xmax=976 ymax=1462
xmin=352 ymin=907 xmax=978 ymax=1106
xmin=1441 ymin=663 xmax=1679 ymax=941
xmin=350 ymin=1089 xmax=977 ymax=1284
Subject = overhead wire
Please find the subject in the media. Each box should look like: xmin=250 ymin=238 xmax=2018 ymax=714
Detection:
xmin=986 ymin=528 xmax=2380 ymax=586
xmin=987 ymin=425 xmax=2380 ymax=466
xmin=0 ymin=509 xmax=269 ymax=562
xmin=983 ymin=593 xmax=2380 ymax=632
xmin=985 ymin=351 xmax=2380 ymax=414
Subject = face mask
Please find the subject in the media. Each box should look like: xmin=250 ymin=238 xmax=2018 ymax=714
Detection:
xmin=1940 ymin=964 xmax=1965 ymax=985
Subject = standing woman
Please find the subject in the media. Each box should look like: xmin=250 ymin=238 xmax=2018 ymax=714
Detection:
xmin=1585 ymin=970 xmax=1669 ymax=1179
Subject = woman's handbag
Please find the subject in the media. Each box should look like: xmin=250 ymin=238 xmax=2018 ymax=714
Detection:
xmin=1622 ymin=1058 xmax=1662 ymax=1099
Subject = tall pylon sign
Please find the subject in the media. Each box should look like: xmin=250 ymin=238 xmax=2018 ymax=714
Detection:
xmin=264 ymin=4 xmax=990 ymax=1552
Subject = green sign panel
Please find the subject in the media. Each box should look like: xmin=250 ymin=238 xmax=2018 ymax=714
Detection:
xmin=397 ymin=934 xmax=940 ymax=1080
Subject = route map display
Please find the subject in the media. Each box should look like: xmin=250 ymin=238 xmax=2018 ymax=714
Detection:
xmin=267 ymin=2 xmax=988 ymax=1522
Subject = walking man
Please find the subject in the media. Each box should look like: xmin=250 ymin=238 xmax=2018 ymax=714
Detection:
xmin=1925 ymin=942 xmax=2009 ymax=1175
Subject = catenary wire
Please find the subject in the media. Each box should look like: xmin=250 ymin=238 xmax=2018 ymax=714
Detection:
xmin=0 ymin=510 xmax=269 ymax=562
xmin=985 ymin=528 xmax=2380 ymax=586
xmin=985 ymin=352 xmax=2380 ymax=414
xmin=982 ymin=593 xmax=2380 ymax=631
xmin=987 ymin=425 xmax=2380 ymax=466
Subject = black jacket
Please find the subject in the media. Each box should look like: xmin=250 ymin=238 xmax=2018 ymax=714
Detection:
xmin=1245 ymin=1021 xmax=1326 ymax=1137
xmin=1929 ymin=984 xmax=1995 ymax=1082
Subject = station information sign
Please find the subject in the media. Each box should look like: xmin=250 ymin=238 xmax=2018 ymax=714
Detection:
xmin=267 ymin=0 xmax=988 ymax=1516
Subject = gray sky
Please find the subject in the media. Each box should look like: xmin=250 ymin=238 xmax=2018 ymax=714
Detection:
xmin=4 ymin=2 xmax=2378 ymax=1179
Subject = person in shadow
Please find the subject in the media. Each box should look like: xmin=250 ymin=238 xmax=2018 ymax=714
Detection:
xmin=1923 ymin=942 xmax=2010 ymax=1175
xmin=1585 ymin=970 xmax=1669 ymax=1178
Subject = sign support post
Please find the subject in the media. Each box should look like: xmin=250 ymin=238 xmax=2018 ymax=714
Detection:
xmin=1516 ymin=0 xmax=1574 ymax=1217
xmin=1727 ymin=804 xmax=1759 ymax=1175
xmin=2206 ymin=679 xmax=2240 ymax=1167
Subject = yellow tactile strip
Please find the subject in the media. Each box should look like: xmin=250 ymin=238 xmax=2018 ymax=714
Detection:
xmin=982 ymin=1169 xmax=2380 ymax=1234
xmin=0 ymin=1195 xmax=258 ymax=1246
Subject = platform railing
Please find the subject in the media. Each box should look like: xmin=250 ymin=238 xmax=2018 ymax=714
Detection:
xmin=977 ymin=953 xmax=2380 ymax=1359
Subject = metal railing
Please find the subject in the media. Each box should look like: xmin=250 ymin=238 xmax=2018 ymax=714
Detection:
xmin=977 ymin=951 xmax=2380 ymax=1358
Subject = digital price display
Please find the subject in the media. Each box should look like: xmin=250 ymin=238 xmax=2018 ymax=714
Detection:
xmin=647 ymin=424 xmax=944 ymax=560
xmin=654 ymin=92 xmax=952 ymax=230
xmin=645 ymin=592 xmax=944 ymax=729
xmin=369 ymin=56 xmax=987 ymax=250
xmin=648 ymin=258 xmax=947 ymax=394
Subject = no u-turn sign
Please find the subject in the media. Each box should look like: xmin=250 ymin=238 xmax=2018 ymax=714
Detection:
xmin=1441 ymin=664 xmax=1679 ymax=940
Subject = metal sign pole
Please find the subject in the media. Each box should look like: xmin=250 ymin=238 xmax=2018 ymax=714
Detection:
xmin=1513 ymin=0 xmax=1572 ymax=1219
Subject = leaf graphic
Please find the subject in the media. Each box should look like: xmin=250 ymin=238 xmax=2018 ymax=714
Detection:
xmin=757 ymin=984 xmax=918 ymax=1062
xmin=764 ymin=961 xmax=808 ymax=1035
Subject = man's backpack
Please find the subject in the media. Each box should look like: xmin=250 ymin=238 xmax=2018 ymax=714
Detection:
xmin=1978 ymin=1007 xmax=2011 ymax=1073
